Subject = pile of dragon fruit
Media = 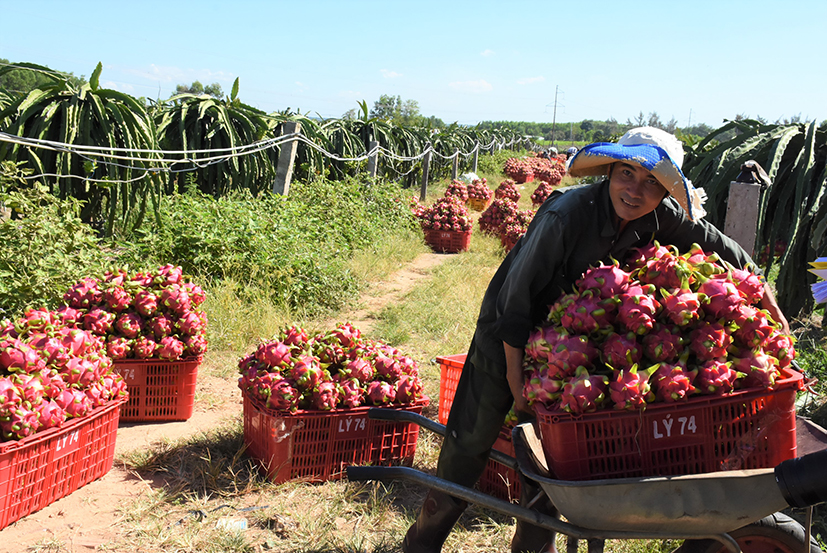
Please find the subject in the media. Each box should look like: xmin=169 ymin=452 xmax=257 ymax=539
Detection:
xmin=238 ymin=322 xmax=426 ymax=412
xmin=444 ymin=180 xmax=470 ymax=202
xmin=530 ymin=181 xmax=558 ymax=207
xmin=0 ymin=307 xmax=128 ymax=441
xmin=494 ymin=179 xmax=521 ymax=202
xmin=479 ymin=197 xmax=535 ymax=251
xmin=60 ymin=264 xmax=208 ymax=361
xmin=522 ymin=242 xmax=797 ymax=415
xmin=466 ymin=178 xmax=493 ymax=203
xmin=412 ymin=196 xmax=473 ymax=232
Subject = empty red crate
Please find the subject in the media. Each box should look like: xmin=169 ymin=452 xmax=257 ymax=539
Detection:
xmin=113 ymin=357 xmax=201 ymax=422
xmin=423 ymin=229 xmax=472 ymax=254
xmin=536 ymin=366 xmax=805 ymax=481
xmin=0 ymin=399 xmax=123 ymax=530
xmin=437 ymin=353 xmax=520 ymax=502
xmin=242 ymin=393 xmax=427 ymax=483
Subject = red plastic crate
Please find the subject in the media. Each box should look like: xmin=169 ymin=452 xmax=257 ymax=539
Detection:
xmin=242 ymin=393 xmax=427 ymax=483
xmin=0 ymin=399 xmax=123 ymax=530
xmin=113 ymin=357 xmax=201 ymax=422
xmin=536 ymin=366 xmax=805 ymax=481
xmin=436 ymin=353 xmax=520 ymax=502
xmin=423 ymin=229 xmax=472 ymax=254
xmin=436 ymin=353 xmax=466 ymax=425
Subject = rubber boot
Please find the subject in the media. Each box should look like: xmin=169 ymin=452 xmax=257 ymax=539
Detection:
xmin=510 ymin=479 xmax=559 ymax=553
xmin=402 ymin=489 xmax=468 ymax=553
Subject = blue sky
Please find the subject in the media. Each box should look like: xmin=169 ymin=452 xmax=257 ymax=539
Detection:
xmin=1 ymin=0 xmax=824 ymax=128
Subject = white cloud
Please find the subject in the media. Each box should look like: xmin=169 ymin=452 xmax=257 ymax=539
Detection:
xmin=517 ymin=76 xmax=545 ymax=85
xmin=480 ymin=49 xmax=495 ymax=57
xmin=125 ymin=64 xmax=232 ymax=84
xmin=381 ymin=69 xmax=402 ymax=78
xmin=103 ymin=80 xmax=134 ymax=92
xmin=449 ymin=79 xmax=493 ymax=93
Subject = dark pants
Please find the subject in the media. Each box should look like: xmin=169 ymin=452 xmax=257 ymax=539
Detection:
xmin=436 ymin=342 xmax=515 ymax=488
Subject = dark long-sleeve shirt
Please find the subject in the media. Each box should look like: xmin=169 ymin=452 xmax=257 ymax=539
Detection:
xmin=470 ymin=179 xmax=756 ymax=375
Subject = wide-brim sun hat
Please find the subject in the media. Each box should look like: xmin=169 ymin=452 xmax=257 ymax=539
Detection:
xmin=567 ymin=126 xmax=707 ymax=221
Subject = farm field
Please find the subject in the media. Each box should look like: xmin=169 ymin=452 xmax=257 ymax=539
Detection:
xmin=1 ymin=158 xmax=826 ymax=553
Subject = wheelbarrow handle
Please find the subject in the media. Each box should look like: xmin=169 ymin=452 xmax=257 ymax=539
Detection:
xmin=367 ymin=408 xmax=518 ymax=471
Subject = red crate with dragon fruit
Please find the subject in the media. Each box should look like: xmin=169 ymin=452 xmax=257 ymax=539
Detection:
xmin=523 ymin=241 xmax=804 ymax=481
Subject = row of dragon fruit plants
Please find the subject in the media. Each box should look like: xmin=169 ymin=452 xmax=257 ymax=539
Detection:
xmin=0 ymin=264 xmax=207 ymax=442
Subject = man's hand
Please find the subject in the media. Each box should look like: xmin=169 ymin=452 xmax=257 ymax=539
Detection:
xmin=504 ymin=342 xmax=532 ymax=415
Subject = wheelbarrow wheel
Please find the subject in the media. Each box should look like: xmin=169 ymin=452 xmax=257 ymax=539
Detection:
xmin=675 ymin=513 xmax=821 ymax=553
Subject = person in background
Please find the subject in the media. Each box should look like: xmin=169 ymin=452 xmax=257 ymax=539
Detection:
xmin=566 ymin=146 xmax=578 ymax=159
xmin=401 ymin=127 xmax=789 ymax=553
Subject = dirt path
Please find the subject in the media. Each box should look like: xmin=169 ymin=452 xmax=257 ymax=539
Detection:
xmin=0 ymin=251 xmax=449 ymax=553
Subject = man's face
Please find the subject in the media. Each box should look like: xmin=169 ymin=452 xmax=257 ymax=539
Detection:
xmin=608 ymin=162 xmax=667 ymax=223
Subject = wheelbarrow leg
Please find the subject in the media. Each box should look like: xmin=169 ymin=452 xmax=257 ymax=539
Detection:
xmin=512 ymin=477 xmax=560 ymax=553
xmin=565 ymin=537 xmax=605 ymax=553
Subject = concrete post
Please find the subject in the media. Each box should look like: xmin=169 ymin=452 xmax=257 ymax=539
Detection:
xmin=420 ymin=142 xmax=431 ymax=202
xmin=472 ymin=141 xmax=479 ymax=174
xmin=273 ymin=121 xmax=300 ymax=195
xmin=723 ymin=161 xmax=770 ymax=256
xmin=367 ymin=140 xmax=379 ymax=178
xmin=451 ymin=150 xmax=459 ymax=180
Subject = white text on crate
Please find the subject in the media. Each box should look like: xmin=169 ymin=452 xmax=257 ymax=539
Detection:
xmin=652 ymin=414 xmax=697 ymax=439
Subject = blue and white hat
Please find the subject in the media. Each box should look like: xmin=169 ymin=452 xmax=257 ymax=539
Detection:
xmin=567 ymin=127 xmax=707 ymax=221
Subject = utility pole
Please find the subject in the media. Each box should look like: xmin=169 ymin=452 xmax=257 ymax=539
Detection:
xmin=688 ymin=108 xmax=693 ymax=128
xmin=551 ymin=85 xmax=559 ymax=148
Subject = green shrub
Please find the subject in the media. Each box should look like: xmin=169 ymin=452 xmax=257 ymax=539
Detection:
xmin=119 ymin=176 xmax=418 ymax=315
xmin=0 ymin=183 xmax=112 ymax=316
xmin=476 ymin=148 xmax=528 ymax=176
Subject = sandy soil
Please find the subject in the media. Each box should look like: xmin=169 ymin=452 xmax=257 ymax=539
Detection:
xmin=0 ymin=252 xmax=448 ymax=553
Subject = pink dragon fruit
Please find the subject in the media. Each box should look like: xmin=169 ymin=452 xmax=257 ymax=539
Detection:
xmin=329 ymin=322 xmax=362 ymax=349
xmin=155 ymin=264 xmax=184 ymax=286
xmin=30 ymin=335 xmax=70 ymax=368
xmin=617 ymin=283 xmax=660 ymax=335
xmin=336 ymin=377 xmax=365 ymax=408
xmin=84 ymin=380 xmax=109 ymax=408
xmin=63 ymin=277 xmax=102 ymax=308
xmin=689 ymin=321 xmax=733 ymax=360
xmin=397 ymin=355 xmax=419 ymax=376
xmin=40 ymin=369 xmax=67 ymax=398
xmin=17 ymin=308 xmax=60 ymax=334
xmin=576 ymin=262 xmax=631 ymax=298
xmin=659 ymin=288 xmax=702 ymax=327
xmin=61 ymin=389 xmax=93 ymax=418
xmin=115 ymin=312 xmax=143 ymax=339
xmin=731 ymin=349 xmax=779 ymax=389
xmin=642 ymin=324 xmax=685 ymax=363
xmin=157 ymin=336 xmax=185 ymax=360
xmin=0 ymin=319 xmax=17 ymax=339
xmin=695 ymin=359 xmax=742 ymax=395
xmin=373 ymin=351 xmax=402 ymax=381
xmin=731 ymin=305 xmax=775 ymax=349
xmin=1 ymin=406 xmax=39 ymax=439
xmin=625 ymin=241 xmax=672 ymax=271
xmin=277 ymin=324 xmax=309 ymax=348
xmin=1 ymin=339 xmax=46 ymax=373
xmin=102 ymin=286 xmax=132 ymax=312
xmin=83 ymin=308 xmax=116 ymax=336
xmin=684 ymin=244 xmax=725 ymax=277
xmin=601 ymin=331 xmax=643 ymax=371
xmin=728 ymin=266 xmax=765 ymax=305
xmin=160 ymin=284 xmax=191 ymax=314
xmin=341 ymin=356 xmax=375 ymax=383
xmin=544 ymin=327 xmax=600 ymax=377
xmin=256 ymin=340 xmax=293 ymax=368
xmin=525 ymin=325 xmax=557 ymax=362
xmin=184 ymin=334 xmax=208 ymax=357
xmin=134 ymin=290 xmax=159 ymax=318
xmin=522 ymin=366 xmax=565 ymax=408
xmin=149 ymin=314 xmax=174 ymax=339
xmin=55 ymin=305 xmax=82 ymax=327
xmin=609 ymin=365 xmax=656 ymax=410
xmin=103 ymin=268 xmax=128 ymax=285
xmin=560 ymin=290 xmax=617 ymax=334
xmin=266 ymin=378 xmax=300 ymax=411
xmin=12 ymin=373 xmax=45 ymax=406
xmin=696 ymin=274 xmax=744 ymax=320
xmin=0 ymin=377 xmax=22 ymax=415
xmin=106 ymin=336 xmax=132 ymax=360
xmin=244 ymin=371 xmax=280 ymax=403
xmin=764 ymin=332 xmax=796 ymax=368
xmin=176 ymin=310 xmax=207 ymax=336
xmin=102 ymin=373 xmax=129 ymax=399
xmin=395 ymin=374 xmax=422 ymax=404
xmin=310 ymin=380 xmax=341 ymax=411
xmin=366 ymin=380 xmax=396 ymax=405
xmin=182 ymin=282 xmax=206 ymax=307
xmin=133 ymin=335 xmax=158 ymax=359
xmin=35 ymin=399 xmax=65 ymax=430
xmin=637 ymin=251 xmax=691 ymax=290
xmin=653 ymin=362 xmax=697 ymax=402
xmin=558 ymin=366 xmax=608 ymax=414
xmin=290 ymin=356 xmax=325 ymax=391
xmin=57 ymin=327 xmax=94 ymax=357
xmin=60 ymin=357 xmax=101 ymax=387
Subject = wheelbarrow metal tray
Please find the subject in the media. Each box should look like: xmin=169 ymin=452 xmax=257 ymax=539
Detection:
xmin=513 ymin=422 xmax=790 ymax=535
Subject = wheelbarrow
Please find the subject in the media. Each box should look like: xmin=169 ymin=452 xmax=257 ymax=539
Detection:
xmin=347 ymin=409 xmax=827 ymax=553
